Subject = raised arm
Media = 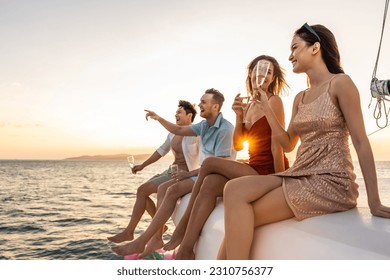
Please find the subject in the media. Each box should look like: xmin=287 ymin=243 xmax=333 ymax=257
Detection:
xmin=144 ymin=109 xmax=196 ymax=136
xmin=259 ymin=90 xmax=300 ymax=152
xmin=231 ymin=94 xmax=246 ymax=151
xmin=268 ymin=95 xmax=287 ymax=172
xmin=334 ymin=75 xmax=390 ymax=218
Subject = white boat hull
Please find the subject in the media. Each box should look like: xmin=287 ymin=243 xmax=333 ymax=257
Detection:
xmin=172 ymin=194 xmax=390 ymax=259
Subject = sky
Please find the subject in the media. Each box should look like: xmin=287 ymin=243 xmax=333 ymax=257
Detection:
xmin=1 ymin=0 xmax=390 ymax=160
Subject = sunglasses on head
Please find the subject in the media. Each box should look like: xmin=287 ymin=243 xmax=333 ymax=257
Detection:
xmin=302 ymin=23 xmax=321 ymax=42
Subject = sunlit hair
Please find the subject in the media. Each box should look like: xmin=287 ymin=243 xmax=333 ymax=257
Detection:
xmin=205 ymin=88 xmax=225 ymax=111
xmin=246 ymin=55 xmax=289 ymax=97
xmin=178 ymin=100 xmax=197 ymax=122
xmin=295 ymin=24 xmax=344 ymax=74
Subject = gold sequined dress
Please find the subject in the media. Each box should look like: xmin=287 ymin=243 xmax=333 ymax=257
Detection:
xmin=276 ymin=76 xmax=359 ymax=220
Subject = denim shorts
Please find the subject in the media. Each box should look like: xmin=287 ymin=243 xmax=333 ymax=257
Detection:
xmin=190 ymin=175 xmax=198 ymax=182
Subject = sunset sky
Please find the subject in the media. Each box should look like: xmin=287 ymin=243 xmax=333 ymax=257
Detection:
xmin=1 ymin=0 xmax=390 ymax=160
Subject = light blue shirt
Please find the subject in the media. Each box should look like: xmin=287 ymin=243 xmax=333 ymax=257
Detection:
xmin=190 ymin=113 xmax=236 ymax=164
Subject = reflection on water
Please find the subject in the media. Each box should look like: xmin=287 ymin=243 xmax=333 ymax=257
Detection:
xmin=0 ymin=159 xmax=173 ymax=260
xmin=0 ymin=160 xmax=389 ymax=259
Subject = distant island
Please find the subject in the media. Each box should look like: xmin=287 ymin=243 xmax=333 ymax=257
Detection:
xmin=63 ymin=153 xmax=173 ymax=161
xmin=64 ymin=153 xmax=137 ymax=161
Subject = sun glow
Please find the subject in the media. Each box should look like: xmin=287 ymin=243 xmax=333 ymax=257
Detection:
xmin=1 ymin=1 xmax=389 ymax=160
xmin=236 ymin=140 xmax=249 ymax=160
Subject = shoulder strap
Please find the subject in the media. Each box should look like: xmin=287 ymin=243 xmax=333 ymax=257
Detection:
xmin=324 ymin=74 xmax=338 ymax=92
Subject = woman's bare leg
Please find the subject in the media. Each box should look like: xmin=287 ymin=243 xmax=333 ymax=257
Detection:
xmin=107 ymin=181 xmax=157 ymax=243
xmin=218 ymin=186 xmax=293 ymax=259
xmin=174 ymin=174 xmax=228 ymax=259
xmin=251 ymin=187 xmax=294 ymax=227
xmin=111 ymin=178 xmax=194 ymax=256
xmin=223 ymin=175 xmax=292 ymax=259
xmin=217 ymin=237 xmax=227 ymax=260
xmin=165 ymin=157 xmax=258 ymax=251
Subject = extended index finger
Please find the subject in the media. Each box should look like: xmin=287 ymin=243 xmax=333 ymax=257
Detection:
xmin=144 ymin=109 xmax=152 ymax=120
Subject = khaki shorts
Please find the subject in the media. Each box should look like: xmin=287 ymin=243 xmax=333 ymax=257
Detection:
xmin=147 ymin=169 xmax=173 ymax=187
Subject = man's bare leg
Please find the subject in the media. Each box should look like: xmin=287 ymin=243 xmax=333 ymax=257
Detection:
xmin=145 ymin=197 xmax=157 ymax=217
xmin=111 ymin=178 xmax=194 ymax=256
xmin=107 ymin=181 xmax=157 ymax=243
xmin=137 ymin=179 xmax=176 ymax=258
xmin=175 ymin=174 xmax=227 ymax=259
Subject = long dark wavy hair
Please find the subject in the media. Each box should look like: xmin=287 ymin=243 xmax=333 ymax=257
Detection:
xmin=246 ymin=55 xmax=289 ymax=97
xmin=295 ymin=24 xmax=344 ymax=74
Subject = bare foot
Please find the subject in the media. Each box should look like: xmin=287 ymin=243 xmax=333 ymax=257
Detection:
xmin=163 ymin=225 xmax=185 ymax=251
xmin=138 ymin=236 xmax=164 ymax=258
xmin=107 ymin=230 xmax=134 ymax=243
xmin=111 ymin=239 xmax=145 ymax=256
xmin=175 ymin=248 xmax=195 ymax=260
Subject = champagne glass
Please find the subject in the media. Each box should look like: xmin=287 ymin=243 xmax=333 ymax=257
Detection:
xmin=242 ymin=93 xmax=251 ymax=125
xmin=169 ymin=164 xmax=179 ymax=177
xmin=243 ymin=61 xmax=270 ymax=124
xmin=241 ymin=94 xmax=250 ymax=106
xmin=255 ymin=60 xmax=271 ymax=99
xmin=127 ymin=156 xmax=135 ymax=173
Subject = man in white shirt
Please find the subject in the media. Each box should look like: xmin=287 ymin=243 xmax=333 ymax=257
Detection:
xmin=112 ymin=88 xmax=235 ymax=257
xmin=108 ymin=100 xmax=199 ymax=244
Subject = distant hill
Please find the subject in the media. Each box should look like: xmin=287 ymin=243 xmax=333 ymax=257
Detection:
xmin=63 ymin=153 xmax=165 ymax=161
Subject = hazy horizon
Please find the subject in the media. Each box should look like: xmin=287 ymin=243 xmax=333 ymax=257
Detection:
xmin=3 ymin=138 xmax=390 ymax=162
xmin=1 ymin=0 xmax=390 ymax=161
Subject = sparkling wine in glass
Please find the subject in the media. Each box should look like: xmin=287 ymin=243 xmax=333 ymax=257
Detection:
xmin=256 ymin=60 xmax=271 ymax=96
xmin=127 ymin=156 xmax=135 ymax=172
xmin=169 ymin=164 xmax=179 ymax=176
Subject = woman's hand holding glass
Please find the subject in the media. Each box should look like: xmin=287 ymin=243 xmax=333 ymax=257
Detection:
xmin=232 ymin=93 xmax=248 ymax=116
xmin=254 ymin=89 xmax=270 ymax=111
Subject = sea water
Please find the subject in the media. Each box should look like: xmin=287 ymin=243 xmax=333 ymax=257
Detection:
xmin=0 ymin=159 xmax=174 ymax=260
xmin=0 ymin=159 xmax=389 ymax=260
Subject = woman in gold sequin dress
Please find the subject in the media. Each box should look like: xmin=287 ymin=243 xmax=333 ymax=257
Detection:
xmin=218 ymin=23 xmax=390 ymax=260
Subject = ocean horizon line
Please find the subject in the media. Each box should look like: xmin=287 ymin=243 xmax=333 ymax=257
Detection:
xmin=0 ymin=153 xmax=176 ymax=161
xmin=1 ymin=158 xmax=390 ymax=163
